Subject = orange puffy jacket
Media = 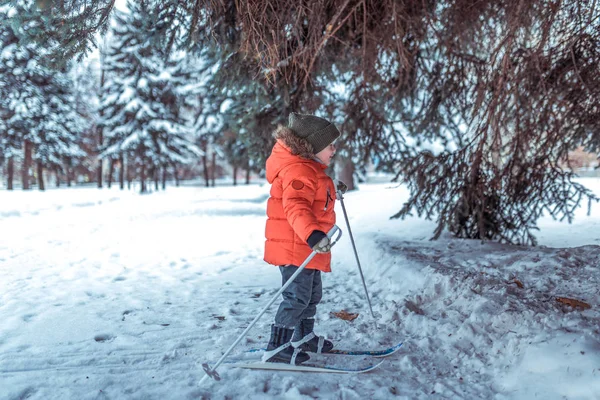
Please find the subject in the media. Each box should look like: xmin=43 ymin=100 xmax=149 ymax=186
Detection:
xmin=264 ymin=137 xmax=336 ymax=272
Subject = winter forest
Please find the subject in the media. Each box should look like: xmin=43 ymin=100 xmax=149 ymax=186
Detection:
xmin=1 ymin=1 xmax=600 ymax=399
xmin=0 ymin=0 xmax=599 ymax=245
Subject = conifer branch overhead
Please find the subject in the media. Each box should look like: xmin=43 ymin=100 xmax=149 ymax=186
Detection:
xmin=1 ymin=0 xmax=116 ymax=67
xmin=1 ymin=0 xmax=599 ymax=243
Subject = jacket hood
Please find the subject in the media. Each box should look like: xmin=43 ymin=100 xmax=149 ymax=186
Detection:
xmin=273 ymin=125 xmax=314 ymax=158
xmin=266 ymin=126 xmax=324 ymax=183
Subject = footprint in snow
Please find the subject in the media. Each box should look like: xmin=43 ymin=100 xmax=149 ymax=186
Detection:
xmin=94 ymin=334 xmax=115 ymax=343
xmin=22 ymin=313 xmax=36 ymax=322
xmin=16 ymin=387 xmax=37 ymax=399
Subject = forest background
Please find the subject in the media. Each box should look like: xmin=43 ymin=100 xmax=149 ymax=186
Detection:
xmin=0 ymin=0 xmax=599 ymax=246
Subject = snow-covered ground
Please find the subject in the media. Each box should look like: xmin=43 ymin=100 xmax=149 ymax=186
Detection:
xmin=1 ymin=177 xmax=599 ymax=400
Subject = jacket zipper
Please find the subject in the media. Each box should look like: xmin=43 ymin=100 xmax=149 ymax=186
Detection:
xmin=324 ymin=187 xmax=333 ymax=211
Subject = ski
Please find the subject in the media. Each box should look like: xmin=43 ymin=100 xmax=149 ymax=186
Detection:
xmin=228 ymin=359 xmax=385 ymax=374
xmin=328 ymin=341 xmax=403 ymax=357
xmin=245 ymin=341 xmax=403 ymax=358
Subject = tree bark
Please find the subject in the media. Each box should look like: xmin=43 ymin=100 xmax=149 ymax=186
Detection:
xmin=7 ymin=158 xmax=14 ymax=190
xmin=202 ymin=153 xmax=209 ymax=187
xmin=154 ymin=167 xmax=159 ymax=191
xmin=119 ymin=154 xmax=125 ymax=190
xmin=245 ymin=166 xmax=251 ymax=185
xmin=107 ymin=159 xmax=115 ymax=188
xmin=233 ymin=165 xmax=238 ymax=186
xmin=211 ymin=152 xmax=216 ymax=187
xmin=339 ymin=158 xmax=355 ymax=191
xmin=22 ymin=140 xmax=32 ymax=190
xmin=96 ymin=151 xmax=103 ymax=189
xmin=127 ymin=161 xmax=132 ymax=190
xmin=140 ymin=160 xmax=146 ymax=193
xmin=55 ymin=168 xmax=60 ymax=187
xmin=97 ymin=49 xmax=106 ymax=188
xmin=37 ymin=161 xmax=45 ymax=191
xmin=66 ymin=161 xmax=72 ymax=187
xmin=97 ymin=154 xmax=103 ymax=188
xmin=162 ymin=166 xmax=167 ymax=190
xmin=173 ymin=164 xmax=179 ymax=187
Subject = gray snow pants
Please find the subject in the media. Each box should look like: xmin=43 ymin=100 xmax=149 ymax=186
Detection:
xmin=274 ymin=265 xmax=322 ymax=329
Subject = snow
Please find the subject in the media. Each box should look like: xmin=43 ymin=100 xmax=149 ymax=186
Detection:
xmin=219 ymin=99 xmax=233 ymax=113
xmin=157 ymin=71 xmax=172 ymax=81
xmin=1 ymin=44 xmax=16 ymax=61
xmin=1 ymin=177 xmax=599 ymax=400
xmin=118 ymin=86 xmax=136 ymax=104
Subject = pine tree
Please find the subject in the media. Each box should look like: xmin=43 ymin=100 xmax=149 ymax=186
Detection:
xmin=0 ymin=7 xmax=86 ymax=190
xmin=69 ymin=63 xmax=101 ymax=187
xmin=198 ymin=32 xmax=305 ymax=174
xmin=0 ymin=8 xmax=29 ymax=190
xmin=222 ymin=132 xmax=249 ymax=186
xmin=99 ymin=1 xmax=200 ymax=193
xmin=190 ymin=93 xmax=221 ymax=188
xmin=202 ymin=0 xmax=600 ymax=245
xmin=34 ymin=67 xmax=89 ymax=190
xmin=1 ymin=0 xmax=116 ymax=68
xmin=4 ymin=0 xmax=600 ymax=243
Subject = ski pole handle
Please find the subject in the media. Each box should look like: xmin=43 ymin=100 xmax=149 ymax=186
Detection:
xmin=327 ymin=223 xmax=343 ymax=246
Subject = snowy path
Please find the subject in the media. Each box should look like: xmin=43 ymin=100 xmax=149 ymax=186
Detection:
xmin=1 ymin=180 xmax=599 ymax=399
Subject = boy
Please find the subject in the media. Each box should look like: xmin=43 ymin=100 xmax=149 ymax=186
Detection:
xmin=262 ymin=112 xmax=345 ymax=365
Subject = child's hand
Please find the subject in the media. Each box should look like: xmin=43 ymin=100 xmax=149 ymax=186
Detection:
xmin=313 ymin=236 xmax=332 ymax=253
xmin=336 ymin=180 xmax=348 ymax=194
xmin=307 ymin=230 xmax=332 ymax=253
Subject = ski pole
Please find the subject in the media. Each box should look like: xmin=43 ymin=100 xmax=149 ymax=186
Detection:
xmin=337 ymin=189 xmax=377 ymax=320
xmin=199 ymin=225 xmax=343 ymax=385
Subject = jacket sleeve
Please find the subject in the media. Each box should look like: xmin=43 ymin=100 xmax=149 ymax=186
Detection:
xmin=280 ymin=164 xmax=322 ymax=242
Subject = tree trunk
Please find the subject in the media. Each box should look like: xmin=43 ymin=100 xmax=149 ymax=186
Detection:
xmin=55 ymin=168 xmax=60 ymax=187
xmin=202 ymin=153 xmax=209 ymax=187
xmin=107 ymin=159 xmax=115 ymax=188
xmin=233 ymin=165 xmax=238 ymax=186
xmin=211 ymin=152 xmax=216 ymax=187
xmin=63 ymin=158 xmax=72 ymax=187
xmin=37 ymin=161 xmax=45 ymax=191
xmin=162 ymin=166 xmax=167 ymax=190
xmin=97 ymin=155 xmax=103 ymax=188
xmin=339 ymin=158 xmax=355 ymax=191
xmin=127 ymin=160 xmax=132 ymax=190
xmin=173 ymin=164 xmax=180 ymax=187
xmin=119 ymin=154 xmax=125 ymax=190
xmin=140 ymin=160 xmax=146 ymax=193
xmin=22 ymin=140 xmax=32 ymax=190
xmin=154 ymin=167 xmax=159 ymax=191
xmin=97 ymin=51 xmax=105 ymax=188
xmin=7 ymin=158 xmax=14 ymax=190
xmin=245 ymin=166 xmax=251 ymax=185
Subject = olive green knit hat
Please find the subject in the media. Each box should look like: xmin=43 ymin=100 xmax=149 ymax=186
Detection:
xmin=288 ymin=112 xmax=340 ymax=154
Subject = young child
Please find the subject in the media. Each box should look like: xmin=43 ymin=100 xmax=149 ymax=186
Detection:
xmin=262 ymin=112 xmax=345 ymax=365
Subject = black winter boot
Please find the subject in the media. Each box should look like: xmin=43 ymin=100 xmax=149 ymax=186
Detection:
xmin=263 ymin=324 xmax=310 ymax=365
xmin=292 ymin=318 xmax=334 ymax=353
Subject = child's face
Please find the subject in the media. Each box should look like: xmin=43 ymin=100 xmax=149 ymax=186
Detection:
xmin=315 ymin=142 xmax=336 ymax=166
